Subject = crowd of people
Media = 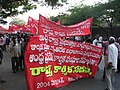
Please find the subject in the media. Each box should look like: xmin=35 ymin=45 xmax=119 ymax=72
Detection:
xmin=0 ymin=32 xmax=31 ymax=84
xmin=0 ymin=32 xmax=120 ymax=90
xmin=92 ymin=34 xmax=120 ymax=90
xmin=64 ymin=34 xmax=120 ymax=90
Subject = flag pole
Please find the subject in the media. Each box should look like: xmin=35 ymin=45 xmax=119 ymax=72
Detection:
xmin=38 ymin=14 xmax=41 ymax=35
xmin=90 ymin=17 xmax=93 ymax=39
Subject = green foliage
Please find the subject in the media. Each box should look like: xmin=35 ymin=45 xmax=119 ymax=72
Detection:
xmin=50 ymin=0 xmax=120 ymax=36
xmin=0 ymin=0 xmax=68 ymax=24
xmin=10 ymin=18 xmax=26 ymax=26
xmin=106 ymin=0 xmax=120 ymax=24
xmin=90 ymin=0 xmax=120 ymax=35
xmin=0 ymin=0 xmax=37 ymax=24
xmin=50 ymin=16 xmax=59 ymax=22
xmin=67 ymin=5 xmax=92 ymax=25
xmin=41 ymin=0 xmax=67 ymax=8
xmin=50 ymin=5 xmax=93 ymax=26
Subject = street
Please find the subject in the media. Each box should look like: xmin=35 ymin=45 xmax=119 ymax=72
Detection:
xmin=0 ymin=51 xmax=120 ymax=90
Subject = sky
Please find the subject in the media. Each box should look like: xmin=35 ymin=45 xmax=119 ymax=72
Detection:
xmin=1 ymin=0 xmax=108 ymax=28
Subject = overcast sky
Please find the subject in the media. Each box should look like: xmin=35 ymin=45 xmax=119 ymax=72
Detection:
xmin=17 ymin=0 xmax=107 ymax=20
xmin=1 ymin=0 xmax=108 ymax=28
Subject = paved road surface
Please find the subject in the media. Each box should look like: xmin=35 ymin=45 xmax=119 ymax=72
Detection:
xmin=0 ymin=51 xmax=120 ymax=90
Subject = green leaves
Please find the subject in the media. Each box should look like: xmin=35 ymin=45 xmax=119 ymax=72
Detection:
xmin=10 ymin=18 xmax=26 ymax=26
xmin=0 ymin=0 xmax=36 ymax=24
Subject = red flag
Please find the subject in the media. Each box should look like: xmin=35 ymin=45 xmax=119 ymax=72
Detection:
xmin=56 ymin=20 xmax=61 ymax=25
xmin=68 ymin=18 xmax=93 ymax=27
xmin=27 ymin=16 xmax=39 ymax=34
xmin=0 ymin=26 xmax=8 ymax=34
xmin=8 ymin=26 xmax=13 ymax=33
xmin=24 ymin=25 xmax=37 ymax=35
xmin=27 ymin=16 xmax=38 ymax=26
xmin=8 ymin=24 xmax=23 ymax=32
xmin=0 ymin=26 xmax=7 ymax=30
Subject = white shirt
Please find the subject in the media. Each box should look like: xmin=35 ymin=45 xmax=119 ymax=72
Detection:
xmin=97 ymin=36 xmax=103 ymax=47
xmin=16 ymin=42 xmax=21 ymax=56
xmin=108 ymin=43 xmax=118 ymax=69
xmin=93 ymin=38 xmax=103 ymax=47
xmin=92 ymin=39 xmax=99 ymax=46
xmin=75 ymin=36 xmax=81 ymax=41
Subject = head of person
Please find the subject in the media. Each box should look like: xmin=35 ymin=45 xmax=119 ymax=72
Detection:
xmin=95 ymin=34 xmax=100 ymax=40
xmin=99 ymin=36 xmax=103 ymax=42
xmin=109 ymin=36 xmax=115 ymax=44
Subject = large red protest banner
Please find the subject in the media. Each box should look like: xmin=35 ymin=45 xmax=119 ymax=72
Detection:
xmin=38 ymin=15 xmax=92 ymax=37
xmin=25 ymin=35 xmax=102 ymax=90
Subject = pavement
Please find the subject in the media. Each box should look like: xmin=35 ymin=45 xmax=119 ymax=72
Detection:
xmin=0 ymin=51 xmax=120 ymax=90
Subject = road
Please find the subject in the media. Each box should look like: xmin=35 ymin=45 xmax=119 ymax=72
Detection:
xmin=0 ymin=51 xmax=120 ymax=90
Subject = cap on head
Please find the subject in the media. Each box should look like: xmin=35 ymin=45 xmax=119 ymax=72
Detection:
xmin=109 ymin=36 xmax=115 ymax=44
xmin=109 ymin=36 xmax=115 ymax=41
xmin=99 ymin=36 xmax=103 ymax=41
xmin=118 ymin=37 xmax=120 ymax=40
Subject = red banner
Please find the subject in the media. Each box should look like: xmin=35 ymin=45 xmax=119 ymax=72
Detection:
xmin=56 ymin=20 xmax=61 ymax=25
xmin=8 ymin=24 xmax=24 ymax=32
xmin=0 ymin=26 xmax=8 ymax=34
xmin=22 ymin=24 xmax=37 ymax=34
xmin=25 ymin=35 xmax=102 ymax=90
xmin=27 ymin=16 xmax=39 ymax=27
xmin=38 ymin=15 xmax=92 ymax=37
xmin=27 ymin=16 xmax=39 ymax=34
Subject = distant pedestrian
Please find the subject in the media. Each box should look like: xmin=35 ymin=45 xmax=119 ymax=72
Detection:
xmin=105 ymin=36 xmax=118 ymax=90
xmin=5 ymin=35 xmax=10 ymax=52
xmin=98 ymin=36 xmax=103 ymax=47
xmin=20 ymin=38 xmax=25 ymax=70
xmin=92 ymin=34 xmax=102 ymax=70
xmin=115 ymin=37 xmax=120 ymax=73
xmin=9 ymin=42 xmax=19 ymax=73
xmin=0 ymin=35 xmax=4 ymax=50
xmin=0 ymin=47 xmax=6 ymax=84
xmin=84 ymin=35 xmax=92 ymax=44
xmin=101 ymin=40 xmax=109 ymax=80
xmin=92 ymin=34 xmax=100 ymax=46
xmin=0 ymin=48 xmax=3 ymax=65
xmin=16 ymin=39 xmax=23 ymax=70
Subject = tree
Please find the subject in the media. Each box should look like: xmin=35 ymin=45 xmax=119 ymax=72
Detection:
xmin=39 ymin=0 xmax=68 ymax=8
xmin=50 ymin=5 xmax=93 ymax=26
xmin=50 ymin=13 xmax=68 ymax=25
xmin=0 ymin=0 xmax=37 ymax=24
xmin=91 ymin=0 xmax=120 ymax=36
xmin=51 ymin=0 xmax=120 ymax=36
xmin=0 ymin=0 xmax=69 ymax=24
xmin=10 ymin=18 xmax=26 ymax=26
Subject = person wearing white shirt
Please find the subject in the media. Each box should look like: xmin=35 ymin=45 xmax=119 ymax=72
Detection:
xmin=75 ymin=36 xmax=82 ymax=42
xmin=92 ymin=34 xmax=100 ymax=46
xmin=16 ymin=39 xmax=22 ymax=70
xmin=98 ymin=36 xmax=103 ymax=47
xmin=105 ymin=36 xmax=118 ymax=90
xmin=93 ymin=34 xmax=103 ymax=71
